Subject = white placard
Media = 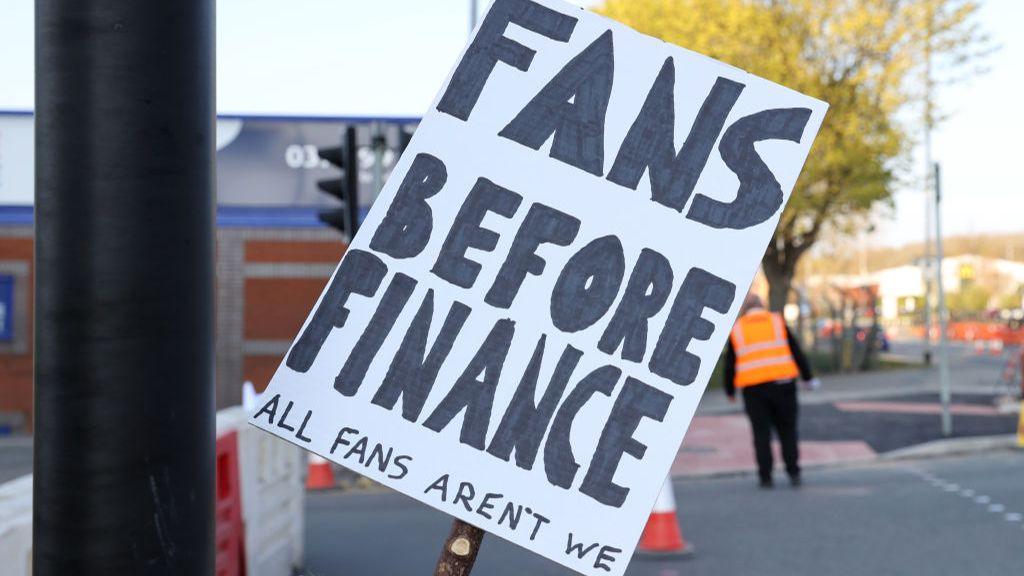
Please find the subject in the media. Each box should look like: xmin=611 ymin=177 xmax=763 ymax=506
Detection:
xmin=250 ymin=1 xmax=826 ymax=573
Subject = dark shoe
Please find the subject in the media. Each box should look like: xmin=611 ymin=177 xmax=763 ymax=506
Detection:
xmin=759 ymin=477 xmax=774 ymax=489
xmin=789 ymin=474 xmax=802 ymax=488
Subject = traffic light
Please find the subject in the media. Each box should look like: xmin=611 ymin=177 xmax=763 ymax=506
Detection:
xmin=317 ymin=126 xmax=359 ymax=237
xmin=397 ymin=124 xmax=414 ymax=158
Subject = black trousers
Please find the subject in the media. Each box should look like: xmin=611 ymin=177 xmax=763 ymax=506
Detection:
xmin=742 ymin=381 xmax=800 ymax=481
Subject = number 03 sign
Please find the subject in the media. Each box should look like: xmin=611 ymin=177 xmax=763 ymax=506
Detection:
xmin=250 ymin=0 xmax=827 ymax=573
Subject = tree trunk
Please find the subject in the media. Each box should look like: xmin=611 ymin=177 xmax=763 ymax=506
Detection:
xmin=859 ymin=290 xmax=880 ymax=371
xmin=762 ymin=259 xmax=796 ymax=313
xmin=828 ymin=300 xmax=842 ymax=371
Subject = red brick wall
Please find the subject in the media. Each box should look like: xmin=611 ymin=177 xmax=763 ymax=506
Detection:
xmin=0 ymin=234 xmax=348 ymax=421
xmin=243 ymin=356 xmax=280 ymax=393
xmin=244 ymin=278 xmax=326 ymax=341
xmin=246 ymin=240 xmax=345 ymax=264
xmin=0 ymin=238 xmax=34 ymax=428
xmin=242 ymin=240 xmax=346 ymax=393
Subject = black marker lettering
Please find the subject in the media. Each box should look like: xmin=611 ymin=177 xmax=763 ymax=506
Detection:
xmin=437 ymin=0 xmax=577 ymax=120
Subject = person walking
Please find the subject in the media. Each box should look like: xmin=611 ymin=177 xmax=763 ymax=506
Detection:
xmin=725 ymin=294 xmax=819 ymax=488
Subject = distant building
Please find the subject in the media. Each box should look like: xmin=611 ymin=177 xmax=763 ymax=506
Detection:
xmin=0 ymin=111 xmax=417 ymax=429
xmin=807 ymin=254 xmax=1024 ymax=323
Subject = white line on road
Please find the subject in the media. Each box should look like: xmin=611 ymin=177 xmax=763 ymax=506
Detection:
xmin=914 ymin=468 xmax=1023 ymax=530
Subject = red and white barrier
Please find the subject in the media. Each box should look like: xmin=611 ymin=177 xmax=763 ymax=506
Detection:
xmin=636 ymin=477 xmax=693 ymax=557
xmin=0 ymin=474 xmax=32 ymax=576
xmin=216 ymin=429 xmax=245 ymax=576
xmin=0 ymin=406 xmax=304 ymax=576
xmin=218 ymin=407 xmax=305 ymax=576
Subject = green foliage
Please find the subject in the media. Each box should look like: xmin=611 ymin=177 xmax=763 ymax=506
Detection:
xmin=997 ymin=291 xmax=1023 ymax=311
xmin=947 ymin=284 xmax=992 ymax=315
xmin=597 ymin=0 xmax=988 ymax=309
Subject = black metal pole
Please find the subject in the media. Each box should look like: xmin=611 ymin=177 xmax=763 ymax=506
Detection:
xmin=34 ymin=1 xmax=215 ymax=574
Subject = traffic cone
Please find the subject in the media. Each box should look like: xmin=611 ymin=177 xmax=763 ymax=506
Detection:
xmin=636 ymin=477 xmax=693 ymax=558
xmin=973 ymin=340 xmax=985 ymax=356
xmin=306 ymin=454 xmax=336 ymax=490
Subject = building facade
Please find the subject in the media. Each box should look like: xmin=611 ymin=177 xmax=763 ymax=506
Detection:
xmin=0 ymin=112 xmax=414 ymax=429
xmin=809 ymin=254 xmax=1024 ymax=325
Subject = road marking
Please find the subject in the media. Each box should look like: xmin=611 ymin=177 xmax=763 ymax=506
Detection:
xmin=913 ymin=468 xmax=1023 ymax=530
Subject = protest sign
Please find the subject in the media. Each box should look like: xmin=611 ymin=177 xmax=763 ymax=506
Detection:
xmin=250 ymin=0 xmax=827 ymax=573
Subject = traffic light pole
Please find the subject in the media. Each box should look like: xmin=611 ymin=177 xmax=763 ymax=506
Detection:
xmin=34 ymin=1 xmax=216 ymax=573
xmin=934 ymin=163 xmax=952 ymax=436
xmin=921 ymin=12 xmax=934 ymax=366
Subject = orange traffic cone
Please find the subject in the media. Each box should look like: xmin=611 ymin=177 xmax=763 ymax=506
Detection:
xmin=636 ymin=477 xmax=693 ymax=558
xmin=306 ymin=454 xmax=336 ymax=490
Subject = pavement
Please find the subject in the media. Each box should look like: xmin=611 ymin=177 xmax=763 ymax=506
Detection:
xmin=304 ymin=451 xmax=1024 ymax=576
xmin=676 ymin=391 xmax=1020 ymax=476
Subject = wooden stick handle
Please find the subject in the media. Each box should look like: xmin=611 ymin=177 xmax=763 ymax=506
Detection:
xmin=433 ymin=519 xmax=485 ymax=576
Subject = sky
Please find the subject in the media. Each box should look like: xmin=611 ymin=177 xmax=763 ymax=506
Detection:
xmin=1 ymin=0 xmax=1021 ymax=247
xmin=887 ymin=0 xmax=1024 ymax=248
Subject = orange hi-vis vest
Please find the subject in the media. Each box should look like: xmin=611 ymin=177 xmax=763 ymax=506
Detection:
xmin=730 ymin=310 xmax=800 ymax=388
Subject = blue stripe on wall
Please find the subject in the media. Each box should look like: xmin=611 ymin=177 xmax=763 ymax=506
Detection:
xmin=0 ymin=205 xmax=370 ymax=229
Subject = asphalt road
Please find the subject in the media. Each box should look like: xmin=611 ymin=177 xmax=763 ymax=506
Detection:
xmin=799 ymin=391 xmax=1020 ymax=452
xmin=886 ymin=339 xmax=1015 ymax=395
xmin=304 ymin=451 xmax=1024 ymax=576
